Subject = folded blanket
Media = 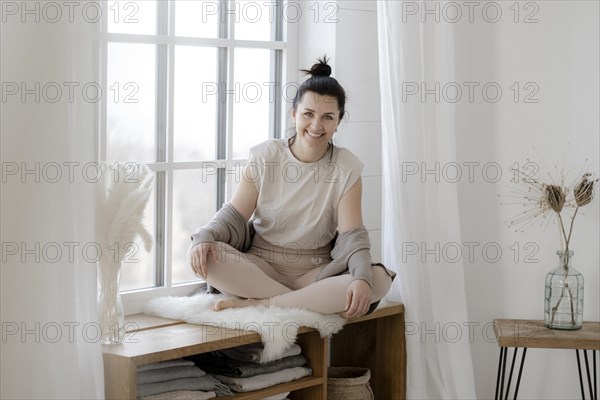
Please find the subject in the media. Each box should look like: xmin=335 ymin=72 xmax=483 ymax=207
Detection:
xmin=212 ymin=367 xmax=312 ymax=392
xmin=138 ymin=359 xmax=196 ymax=372
xmin=215 ymin=343 xmax=302 ymax=363
xmin=187 ymin=354 xmax=306 ymax=378
xmin=139 ymin=390 xmax=216 ymax=400
xmin=262 ymin=392 xmax=290 ymax=400
xmin=137 ymin=366 xmax=206 ymax=385
xmin=137 ymin=376 xmax=233 ymax=398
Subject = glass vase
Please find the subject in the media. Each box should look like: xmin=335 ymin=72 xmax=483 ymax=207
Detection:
xmin=544 ymin=250 xmax=584 ymax=330
xmin=97 ymin=260 xmax=125 ymax=344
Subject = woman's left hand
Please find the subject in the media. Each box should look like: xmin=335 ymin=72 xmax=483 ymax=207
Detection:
xmin=345 ymin=280 xmax=372 ymax=318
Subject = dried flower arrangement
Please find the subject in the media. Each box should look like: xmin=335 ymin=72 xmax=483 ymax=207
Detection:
xmin=503 ymin=163 xmax=597 ymax=258
xmin=95 ymin=162 xmax=154 ymax=343
xmin=501 ymin=158 xmax=598 ymax=327
xmin=95 ymin=162 xmax=154 ymax=261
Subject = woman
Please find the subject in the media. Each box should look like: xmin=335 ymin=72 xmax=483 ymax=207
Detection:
xmin=189 ymin=57 xmax=393 ymax=318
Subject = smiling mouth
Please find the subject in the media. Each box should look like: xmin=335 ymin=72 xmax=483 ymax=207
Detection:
xmin=307 ymin=131 xmax=324 ymax=138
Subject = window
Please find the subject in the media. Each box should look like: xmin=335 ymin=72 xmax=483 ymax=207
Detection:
xmin=99 ymin=0 xmax=287 ymax=299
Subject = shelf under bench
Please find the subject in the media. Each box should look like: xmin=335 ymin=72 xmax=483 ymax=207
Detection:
xmin=102 ymin=303 xmax=406 ymax=400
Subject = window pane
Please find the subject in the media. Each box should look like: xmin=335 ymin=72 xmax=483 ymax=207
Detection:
xmin=107 ymin=0 xmax=157 ymax=35
xmin=171 ymin=169 xmax=218 ymax=284
xmin=175 ymin=1 xmax=218 ymax=38
xmin=120 ymin=177 xmax=156 ymax=291
xmin=232 ymin=48 xmax=271 ymax=159
xmin=235 ymin=1 xmax=272 ymax=41
xmin=174 ymin=46 xmax=218 ymax=161
xmin=107 ymin=43 xmax=156 ymax=162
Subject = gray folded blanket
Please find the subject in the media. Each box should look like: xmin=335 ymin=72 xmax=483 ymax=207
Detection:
xmin=212 ymin=367 xmax=312 ymax=392
xmin=187 ymin=354 xmax=306 ymax=378
xmin=138 ymin=359 xmax=196 ymax=372
xmin=137 ymin=366 xmax=207 ymax=385
xmin=137 ymin=375 xmax=233 ymax=398
xmin=139 ymin=390 xmax=216 ymax=400
xmin=215 ymin=343 xmax=301 ymax=363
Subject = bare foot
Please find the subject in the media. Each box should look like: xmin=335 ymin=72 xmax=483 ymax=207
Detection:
xmin=213 ymin=297 xmax=268 ymax=311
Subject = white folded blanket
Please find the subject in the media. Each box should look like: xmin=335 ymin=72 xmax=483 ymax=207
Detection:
xmin=139 ymin=390 xmax=216 ymax=400
xmin=212 ymin=367 xmax=312 ymax=392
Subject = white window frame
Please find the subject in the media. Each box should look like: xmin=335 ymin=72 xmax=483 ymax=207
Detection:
xmin=98 ymin=0 xmax=299 ymax=314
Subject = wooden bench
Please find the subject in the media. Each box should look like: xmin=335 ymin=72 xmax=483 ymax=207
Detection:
xmin=102 ymin=303 xmax=406 ymax=399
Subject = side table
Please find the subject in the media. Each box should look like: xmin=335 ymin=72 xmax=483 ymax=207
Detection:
xmin=494 ymin=319 xmax=599 ymax=400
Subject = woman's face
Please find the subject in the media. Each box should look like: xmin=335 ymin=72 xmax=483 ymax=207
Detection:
xmin=292 ymin=92 xmax=341 ymax=150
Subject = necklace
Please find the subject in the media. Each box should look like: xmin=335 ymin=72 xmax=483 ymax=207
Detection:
xmin=288 ymin=137 xmax=331 ymax=163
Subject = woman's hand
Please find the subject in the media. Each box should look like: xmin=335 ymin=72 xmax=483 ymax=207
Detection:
xmin=190 ymin=243 xmax=218 ymax=279
xmin=345 ymin=279 xmax=372 ymax=318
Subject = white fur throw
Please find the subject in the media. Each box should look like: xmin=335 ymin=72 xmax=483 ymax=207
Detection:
xmin=144 ymin=294 xmax=347 ymax=363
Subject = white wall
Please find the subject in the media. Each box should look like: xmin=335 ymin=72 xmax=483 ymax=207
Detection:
xmin=296 ymin=0 xmax=383 ymax=260
xmin=455 ymin=2 xmax=600 ymax=398
xmin=300 ymin=1 xmax=599 ymax=398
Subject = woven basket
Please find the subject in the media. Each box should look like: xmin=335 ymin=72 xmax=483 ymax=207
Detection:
xmin=327 ymin=367 xmax=374 ymax=400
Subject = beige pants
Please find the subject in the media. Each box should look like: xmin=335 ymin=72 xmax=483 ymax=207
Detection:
xmin=205 ymin=235 xmax=393 ymax=314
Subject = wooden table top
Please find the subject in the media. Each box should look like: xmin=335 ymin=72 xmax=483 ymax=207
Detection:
xmin=494 ymin=319 xmax=600 ymax=350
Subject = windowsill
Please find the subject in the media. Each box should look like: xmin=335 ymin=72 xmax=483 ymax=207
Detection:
xmin=121 ymin=281 xmax=204 ymax=315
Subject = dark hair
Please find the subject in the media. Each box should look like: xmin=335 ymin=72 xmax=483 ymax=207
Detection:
xmin=292 ymin=55 xmax=347 ymax=120
xmin=289 ymin=56 xmax=346 ymax=161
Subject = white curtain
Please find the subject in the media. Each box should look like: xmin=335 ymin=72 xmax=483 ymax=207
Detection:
xmin=0 ymin=10 xmax=104 ymax=400
xmin=377 ymin=2 xmax=476 ymax=399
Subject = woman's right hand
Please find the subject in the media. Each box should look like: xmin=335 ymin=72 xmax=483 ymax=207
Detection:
xmin=190 ymin=242 xmax=218 ymax=279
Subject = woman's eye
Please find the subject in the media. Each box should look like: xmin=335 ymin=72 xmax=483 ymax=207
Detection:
xmin=304 ymin=112 xmax=313 ymax=117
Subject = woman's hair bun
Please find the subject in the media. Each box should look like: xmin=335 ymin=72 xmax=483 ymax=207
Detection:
xmin=301 ymin=55 xmax=332 ymax=78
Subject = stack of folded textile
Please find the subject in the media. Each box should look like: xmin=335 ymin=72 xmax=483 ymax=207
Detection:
xmin=136 ymin=359 xmax=233 ymax=399
xmin=186 ymin=343 xmax=312 ymax=394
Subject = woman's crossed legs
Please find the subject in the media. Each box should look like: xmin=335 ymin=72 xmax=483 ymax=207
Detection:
xmin=205 ymin=242 xmax=391 ymax=315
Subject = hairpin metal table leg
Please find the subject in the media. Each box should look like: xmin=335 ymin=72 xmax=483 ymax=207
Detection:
xmin=496 ymin=347 xmax=506 ymax=400
xmin=495 ymin=347 xmax=528 ymax=400
xmin=504 ymin=348 xmax=519 ymax=400
xmin=584 ymin=350 xmax=594 ymax=400
xmin=594 ymin=351 xmax=597 ymax=400
xmin=577 ymin=349 xmax=585 ymax=399
xmin=513 ymin=347 xmax=527 ymax=399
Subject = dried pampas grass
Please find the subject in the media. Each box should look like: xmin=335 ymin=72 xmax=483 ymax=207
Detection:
xmin=96 ymin=162 xmax=154 ymax=266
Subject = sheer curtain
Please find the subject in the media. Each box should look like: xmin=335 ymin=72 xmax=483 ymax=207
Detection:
xmin=0 ymin=10 xmax=104 ymax=400
xmin=377 ymin=2 xmax=476 ymax=399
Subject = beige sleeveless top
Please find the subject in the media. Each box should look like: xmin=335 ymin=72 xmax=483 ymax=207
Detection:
xmin=247 ymin=138 xmax=363 ymax=249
